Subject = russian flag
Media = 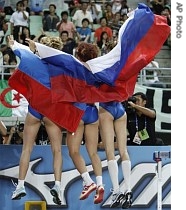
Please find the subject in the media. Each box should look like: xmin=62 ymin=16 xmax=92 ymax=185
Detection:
xmin=8 ymin=3 xmax=170 ymax=132
xmin=8 ymin=51 xmax=85 ymax=133
xmin=35 ymin=3 xmax=170 ymax=103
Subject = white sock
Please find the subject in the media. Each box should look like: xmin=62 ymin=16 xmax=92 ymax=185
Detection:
xmin=121 ymin=160 xmax=131 ymax=192
xmin=96 ymin=176 xmax=103 ymax=187
xmin=18 ymin=179 xmax=24 ymax=188
xmin=55 ymin=181 xmax=61 ymax=187
xmin=108 ymin=160 xmax=120 ymax=193
xmin=81 ymin=172 xmax=94 ymax=186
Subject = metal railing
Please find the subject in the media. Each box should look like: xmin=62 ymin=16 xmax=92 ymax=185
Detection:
xmin=0 ymin=64 xmax=17 ymax=80
xmin=137 ymin=67 xmax=171 ymax=88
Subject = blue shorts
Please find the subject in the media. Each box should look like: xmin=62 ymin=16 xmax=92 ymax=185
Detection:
xmin=28 ymin=105 xmax=44 ymax=120
xmin=82 ymin=104 xmax=98 ymax=124
xmin=99 ymin=102 xmax=125 ymax=120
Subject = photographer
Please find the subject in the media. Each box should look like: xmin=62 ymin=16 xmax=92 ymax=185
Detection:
xmin=4 ymin=123 xmax=24 ymax=145
xmin=124 ymin=92 xmax=158 ymax=146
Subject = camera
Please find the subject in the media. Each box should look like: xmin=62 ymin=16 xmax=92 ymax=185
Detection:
xmin=18 ymin=123 xmax=24 ymax=132
xmin=122 ymin=96 xmax=136 ymax=113
xmin=14 ymin=123 xmax=24 ymax=132
xmin=127 ymin=96 xmax=137 ymax=104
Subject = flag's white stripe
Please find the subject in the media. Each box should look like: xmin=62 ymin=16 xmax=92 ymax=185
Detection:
xmin=86 ymin=9 xmax=136 ymax=74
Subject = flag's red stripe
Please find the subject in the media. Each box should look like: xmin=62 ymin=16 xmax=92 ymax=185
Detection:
xmin=9 ymin=70 xmax=84 ymax=132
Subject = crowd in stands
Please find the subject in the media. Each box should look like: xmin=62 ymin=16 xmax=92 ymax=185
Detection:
xmin=0 ymin=0 xmax=171 ymax=145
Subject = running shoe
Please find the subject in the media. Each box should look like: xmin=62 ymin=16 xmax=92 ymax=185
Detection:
xmin=110 ymin=190 xmax=124 ymax=208
xmin=79 ymin=183 xmax=97 ymax=200
xmin=94 ymin=185 xmax=105 ymax=204
xmin=12 ymin=186 xmax=26 ymax=200
xmin=50 ymin=184 xmax=62 ymax=205
xmin=121 ymin=191 xmax=133 ymax=209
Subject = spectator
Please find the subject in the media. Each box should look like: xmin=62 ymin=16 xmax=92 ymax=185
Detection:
xmin=72 ymin=2 xmax=93 ymax=29
xmin=124 ymin=92 xmax=162 ymax=146
xmin=0 ymin=18 xmax=8 ymax=45
xmin=120 ymin=0 xmax=130 ymax=16
xmin=3 ymin=6 xmax=14 ymax=16
xmin=60 ymin=30 xmax=76 ymax=55
xmin=30 ymin=0 xmax=44 ymax=16
xmin=110 ymin=12 xmax=123 ymax=33
xmin=68 ymin=0 xmax=81 ymax=17
xmin=42 ymin=4 xmax=60 ymax=32
xmin=0 ymin=120 xmax=7 ymax=144
xmin=87 ymin=0 xmax=102 ymax=24
xmin=0 ymin=35 xmax=17 ymax=63
xmin=161 ymin=5 xmax=171 ymax=25
xmin=76 ymin=18 xmax=92 ymax=43
xmin=97 ymin=31 xmax=112 ymax=55
xmin=102 ymin=3 xmax=114 ymax=28
xmin=121 ymin=13 xmax=128 ymax=23
xmin=9 ymin=1 xmax=29 ymax=42
xmin=18 ymin=26 xmax=35 ymax=46
xmin=161 ymin=5 xmax=171 ymax=47
xmin=111 ymin=0 xmax=122 ymax=15
xmin=149 ymin=0 xmax=164 ymax=15
xmin=4 ymin=123 xmax=24 ymax=145
xmin=56 ymin=11 xmax=76 ymax=39
xmin=94 ymin=17 xmax=113 ymax=43
xmin=22 ymin=0 xmax=30 ymax=15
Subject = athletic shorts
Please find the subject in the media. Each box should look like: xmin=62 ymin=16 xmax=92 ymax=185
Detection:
xmin=99 ymin=102 xmax=125 ymax=120
xmin=28 ymin=105 xmax=44 ymax=120
xmin=82 ymin=104 xmax=98 ymax=124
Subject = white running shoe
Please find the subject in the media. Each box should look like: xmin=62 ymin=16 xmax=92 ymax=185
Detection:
xmin=110 ymin=190 xmax=124 ymax=208
xmin=12 ymin=186 xmax=26 ymax=200
xmin=50 ymin=184 xmax=62 ymax=205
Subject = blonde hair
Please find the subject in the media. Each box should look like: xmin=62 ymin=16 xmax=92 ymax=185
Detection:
xmin=40 ymin=36 xmax=63 ymax=50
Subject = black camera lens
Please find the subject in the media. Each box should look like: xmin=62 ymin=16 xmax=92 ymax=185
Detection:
xmin=18 ymin=123 xmax=24 ymax=132
xmin=128 ymin=96 xmax=136 ymax=103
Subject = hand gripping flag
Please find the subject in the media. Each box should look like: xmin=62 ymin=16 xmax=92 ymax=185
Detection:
xmin=35 ymin=3 xmax=170 ymax=103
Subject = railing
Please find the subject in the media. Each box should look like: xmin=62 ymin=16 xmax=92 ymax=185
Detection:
xmin=137 ymin=67 xmax=171 ymax=88
xmin=0 ymin=64 xmax=17 ymax=80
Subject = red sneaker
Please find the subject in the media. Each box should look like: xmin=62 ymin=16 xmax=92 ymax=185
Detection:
xmin=94 ymin=185 xmax=105 ymax=204
xmin=79 ymin=183 xmax=97 ymax=200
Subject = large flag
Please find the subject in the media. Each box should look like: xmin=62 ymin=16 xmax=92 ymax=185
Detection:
xmin=8 ymin=3 xmax=170 ymax=131
xmin=34 ymin=3 xmax=170 ymax=103
xmin=0 ymin=80 xmax=28 ymax=117
xmin=8 ymin=56 xmax=85 ymax=133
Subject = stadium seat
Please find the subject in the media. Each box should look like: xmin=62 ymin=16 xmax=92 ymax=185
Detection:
xmin=24 ymin=201 xmax=46 ymax=210
xmin=29 ymin=16 xmax=43 ymax=36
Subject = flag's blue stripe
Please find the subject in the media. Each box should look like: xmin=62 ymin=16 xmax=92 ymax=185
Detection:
xmin=46 ymin=55 xmax=103 ymax=87
xmin=14 ymin=49 xmax=51 ymax=89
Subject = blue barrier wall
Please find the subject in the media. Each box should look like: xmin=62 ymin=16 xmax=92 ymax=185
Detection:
xmin=0 ymin=145 xmax=171 ymax=210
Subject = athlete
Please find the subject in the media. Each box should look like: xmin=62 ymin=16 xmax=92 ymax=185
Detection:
xmin=67 ymin=43 xmax=104 ymax=204
xmin=99 ymin=101 xmax=132 ymax=208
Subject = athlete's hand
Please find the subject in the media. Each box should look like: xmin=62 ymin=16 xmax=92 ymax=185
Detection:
xmin=25 ymin=38 xmax=36 ymax=53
